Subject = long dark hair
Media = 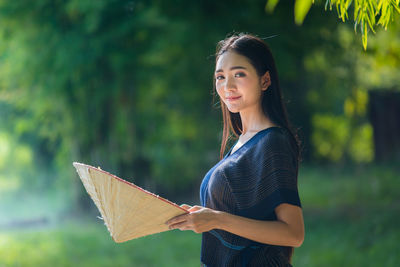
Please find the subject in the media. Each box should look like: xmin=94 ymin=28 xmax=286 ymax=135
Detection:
xmin=213 ymin=33 xmax=301 ymax=262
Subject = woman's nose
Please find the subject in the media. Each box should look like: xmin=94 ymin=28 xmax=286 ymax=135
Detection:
xmin=224 ymin=76 xmax=236 ymax=91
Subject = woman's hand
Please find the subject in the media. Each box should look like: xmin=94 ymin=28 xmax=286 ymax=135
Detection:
xmin=165 ymin=205 xmax=220 ymax=233
xmin=165 ymin=203 xmax=304 ymax=247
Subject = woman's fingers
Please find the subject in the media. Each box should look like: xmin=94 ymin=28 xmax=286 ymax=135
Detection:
xmin=165 ymin=214 xmax=187 ymax=226
xmin=165 ymin=206 xmax=214 ymax=233
xmin=168 ymin=221 xmax=188 ymax=230
xmin=165 ymin=207 xmax=216 ymax=233
xmin=188 ymin=205 xmax=202 ymax=212
xmin=180 ymin=204 xmax=192 ymax=210
xmin=165 ymin=212 xmax=195 ymax=230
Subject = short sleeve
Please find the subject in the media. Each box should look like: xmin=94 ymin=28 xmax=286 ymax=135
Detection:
xmin=226 ymin=128 xmax=301 ymax=219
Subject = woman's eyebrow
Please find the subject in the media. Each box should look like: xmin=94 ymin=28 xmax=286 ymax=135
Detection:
xmin=215 ymin=66 xmax=247 ymax=73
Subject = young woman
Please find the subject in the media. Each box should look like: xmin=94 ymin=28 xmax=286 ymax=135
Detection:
xmin=166 ymin=33 xmax=304 ymax=266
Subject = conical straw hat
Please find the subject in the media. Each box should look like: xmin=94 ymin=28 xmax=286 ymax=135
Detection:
xmin=73 ymin=162 xmax=188 ymax=243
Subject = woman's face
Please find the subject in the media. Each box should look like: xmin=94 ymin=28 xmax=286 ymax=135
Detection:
xmin=215 ymin=51 xmax=270 ymax=114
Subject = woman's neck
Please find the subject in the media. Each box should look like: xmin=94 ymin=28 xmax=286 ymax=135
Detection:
xmin=239 ymin=105 xmax=275 ymax=135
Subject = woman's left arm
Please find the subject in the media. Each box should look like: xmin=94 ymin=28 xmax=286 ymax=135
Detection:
xmin=165 ymin=203 xmax=304 ymax=247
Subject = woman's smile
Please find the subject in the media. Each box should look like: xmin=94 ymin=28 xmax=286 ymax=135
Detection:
xmin=225 ymin=95 xmax=241 ymax=101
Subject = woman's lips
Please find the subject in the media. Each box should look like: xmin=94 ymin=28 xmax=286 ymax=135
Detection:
xmin=226 ymin=96 xmax=241 ymax=101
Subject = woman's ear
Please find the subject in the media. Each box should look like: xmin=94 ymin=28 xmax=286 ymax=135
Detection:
xmin=261 ymin=71 xmax=271 ymax=91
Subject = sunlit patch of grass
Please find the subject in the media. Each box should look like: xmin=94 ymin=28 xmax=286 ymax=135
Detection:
xmin=298 ymin=163 xmax=400 ymax=208
xmin=293 ymin=207 xmax=400 ymax=267
xmin=293 ymin=164 xmax=400 ymax=267
xmin=0 ymin=221 xmax=201 ymax=267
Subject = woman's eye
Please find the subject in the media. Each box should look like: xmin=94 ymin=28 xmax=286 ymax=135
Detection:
xmin=235 ymin=72 xmax=245 ymax=78
xmin=216 ymin=75 xmax=224 ymax=80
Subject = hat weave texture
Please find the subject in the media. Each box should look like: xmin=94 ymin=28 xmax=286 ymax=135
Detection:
xmin=73 ymin=162 xmax=188 ymax=242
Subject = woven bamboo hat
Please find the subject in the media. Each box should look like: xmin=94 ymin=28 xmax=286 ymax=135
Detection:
xmin=73 ymin=162 xmax=188 ymax=243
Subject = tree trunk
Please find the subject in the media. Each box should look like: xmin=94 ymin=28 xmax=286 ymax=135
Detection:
xmin=368 ymin=90 xmax=400 ymax=162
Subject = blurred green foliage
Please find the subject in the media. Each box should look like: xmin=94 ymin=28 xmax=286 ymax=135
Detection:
xmin=0 ymin=0 xmax=399 ymax=210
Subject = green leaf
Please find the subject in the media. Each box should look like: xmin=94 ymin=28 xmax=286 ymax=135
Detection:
xmin=391 ymin=0 xmax=400 ymax=12
xmin=295 ymin=0 xmax=314 ymax=25
xmin=325 ymin=0 xmax=332 ymax=11
xmin=362 ymin=21 xmax=368 ymax=50
xmin=265 ymin=0 xmax=281 ymax=13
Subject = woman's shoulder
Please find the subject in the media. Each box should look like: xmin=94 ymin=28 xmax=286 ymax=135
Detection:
xmin=259 ymin=126 xmax=290 ymax=144
xmin=253 ymin=126 xmax=295 ymax=156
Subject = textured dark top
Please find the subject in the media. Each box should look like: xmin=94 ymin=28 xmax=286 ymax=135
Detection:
xmin=200 ymin=127 xmax=301 ymax=267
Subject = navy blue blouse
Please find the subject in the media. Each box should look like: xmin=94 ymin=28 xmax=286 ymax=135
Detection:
xmin=200 ymin=127 xmax=301 ymax=267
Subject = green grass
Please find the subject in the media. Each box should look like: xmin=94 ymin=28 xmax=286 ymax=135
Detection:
xmin=0 ymin=164 xmax=399 ymax=266
xmin=293 ymin=163 xmax=400 ymax=266
xmin=0 ymin=222 xmax=201 ymax=267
